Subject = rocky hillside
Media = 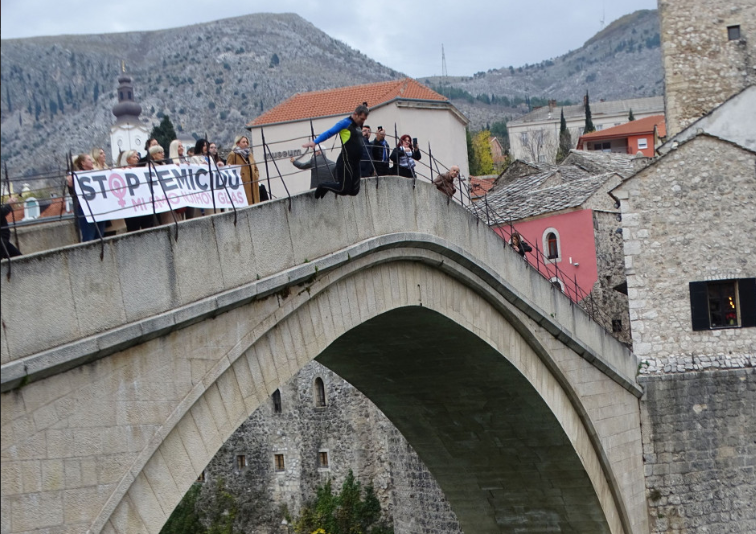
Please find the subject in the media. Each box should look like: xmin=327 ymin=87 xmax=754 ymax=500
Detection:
xmin=0 ymin=13 xmax=400 ymax=178
xmin=424 ymin=9 xmax=663 ymax=129
xmin=0 ymin=10 xmax=662 ymax=179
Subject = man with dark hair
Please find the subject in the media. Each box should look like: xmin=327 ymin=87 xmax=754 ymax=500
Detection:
xmin=371 ymin=126 xmax=391 ymax=176
xmin=360 ymin=125 xmax=375 ymax=177
xmin=303 ymin=103 xmax=370 ymax=198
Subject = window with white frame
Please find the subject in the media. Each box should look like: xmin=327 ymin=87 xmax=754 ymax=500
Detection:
xmin=637 ymin=138 xmax=648 ymax=150
xmin=542 ymin=228 xmax=562 ymax=263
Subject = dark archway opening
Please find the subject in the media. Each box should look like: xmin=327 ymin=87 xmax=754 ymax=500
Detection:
xmin=317 ymin=306 xmax=610 ymax=533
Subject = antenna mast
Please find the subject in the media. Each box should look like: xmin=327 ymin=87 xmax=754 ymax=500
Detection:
xmin=441 ymin=44 xmax=448 ymax=78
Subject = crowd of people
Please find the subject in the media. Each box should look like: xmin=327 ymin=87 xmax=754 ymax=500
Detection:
xmin=2 ymin=102 xmax=464 ymax=256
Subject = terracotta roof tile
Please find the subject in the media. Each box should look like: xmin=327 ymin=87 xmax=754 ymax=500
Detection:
xmin=470 ymin=176 xmax=495 ymax=198
xmin=249 ymin=78 xmax=447 ymax=126
xmin=579 ymin=115 xmax=666 ymax=143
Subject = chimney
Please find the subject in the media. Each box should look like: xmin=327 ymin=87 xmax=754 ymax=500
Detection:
xmin=548 ymin=99 xmax=557 ymax=111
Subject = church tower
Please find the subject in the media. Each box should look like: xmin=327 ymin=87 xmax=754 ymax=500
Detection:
xmin=109 ymin=65 xmax=150 ymax=163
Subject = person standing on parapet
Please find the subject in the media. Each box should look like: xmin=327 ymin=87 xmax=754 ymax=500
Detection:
xmin=302 ymin=103 xmax=370 ymax=199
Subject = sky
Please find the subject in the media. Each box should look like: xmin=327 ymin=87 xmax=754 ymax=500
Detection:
xmin=0 ymin=0 xmax=658 ymax=78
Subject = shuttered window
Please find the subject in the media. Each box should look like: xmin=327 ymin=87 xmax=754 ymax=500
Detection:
xmin=690 ymin=278 xmax=756 ymax=330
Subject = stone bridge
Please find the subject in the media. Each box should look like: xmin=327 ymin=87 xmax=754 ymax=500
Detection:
xmin=1 ymin=177 xmax=648 ymax=534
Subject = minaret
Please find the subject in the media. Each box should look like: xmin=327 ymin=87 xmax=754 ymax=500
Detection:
xmin=109 ymin=64 xmax=150 ymax=163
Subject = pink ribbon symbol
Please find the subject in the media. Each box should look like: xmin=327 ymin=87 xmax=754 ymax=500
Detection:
xmin=108 ymin=173 xmax=128 ymax=208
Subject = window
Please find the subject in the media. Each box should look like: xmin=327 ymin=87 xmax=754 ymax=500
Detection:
xmin=23 ymin=198 xmax=40 ymax=220
xmin=119 ymin=91 xmax=124 ymax=100
xmin=689 ymin=279 xmax=756 ymax=331
xmin=127 ymin=90 xmax=132 ymax=100
xmin=318 ymin=451 xmax=329 ymax=469
xmin=542 ymin=228 xmax=561 ymax=263
xmin=314 ymin=377 xmax=326 ymax=407
xmin=591 ymin=141 xmax=610 ymax=152
xmin=612 ymin=319 xmax=623 ymax=333
xmin=272 ymin=389 xmax=282 ymax=413
xmin=728 ymin=25 xmax=741 ymax=41
xmin=637 ymin=138 xmax=648 ymax=150
xmin=596 ymin=124 xmax=603 ymax=131
xmin=547 ymin=233 xmax=558 ymax=259
xmin=275 ymin=454 xmax=285 ymax=472
xmin=520 ymin=132 xmax=529 ymax=145
xmin=236 ymin=455 xmax=247 ymax=469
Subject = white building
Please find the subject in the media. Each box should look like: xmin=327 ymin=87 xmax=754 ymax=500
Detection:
xmin=109 ymin=73 xmax=150 ymax=163
xmin=508 ymin=96 xmax=664 ymax=164
xmin=246 ymin=78 xmax=469 ymax=199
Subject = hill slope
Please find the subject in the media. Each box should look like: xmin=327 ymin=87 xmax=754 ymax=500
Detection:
xmin=424 ymin=9 xmax=662 ymax=129
xmin=0 ymin=13 xmax=400 ymax=178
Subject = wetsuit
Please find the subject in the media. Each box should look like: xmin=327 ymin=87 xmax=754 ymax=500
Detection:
xmin=312 ymin=116 xmax=363 ymax=197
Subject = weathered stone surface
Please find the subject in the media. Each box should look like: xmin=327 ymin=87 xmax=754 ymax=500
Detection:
xmin=659 ymin=0 xmax=756 ymax=136
xmin=640 ymin=369 xmax=756 ymax=533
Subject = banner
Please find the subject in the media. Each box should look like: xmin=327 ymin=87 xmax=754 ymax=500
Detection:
xmin=73 ymin=163 xmax=249 ymax=222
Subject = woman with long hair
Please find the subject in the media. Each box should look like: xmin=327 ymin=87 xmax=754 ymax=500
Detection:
xmin=389 ymin=134 xmax=421 ymax=178
xmin=66 ymin=153 xmax=107 ymax=242
xmin=91 ymin=147 xmax=107 ymax=170
xmin=169 ymin=140 xmax=187 ymax=165
xmin=189 ymin=139 xmax=209 ymax=165
xmin=225 ymin=135 xmax=260 ymax=205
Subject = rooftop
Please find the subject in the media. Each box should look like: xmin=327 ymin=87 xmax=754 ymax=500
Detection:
xmin=249 ymin=78 xmax=448 ymax=127
xmin=560 ymin=149 xmax=641 ymax=178
xmin=477 ymin=166 xmax=618 ymax=224
xmin=578 ymin=115 xmax=666 ymax=146
xmin=509 ymin=96 xmax=664 ymax=126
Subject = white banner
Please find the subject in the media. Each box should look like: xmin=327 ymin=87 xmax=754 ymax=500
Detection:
xmin=73 ymin=163 xmax=249 ymax=223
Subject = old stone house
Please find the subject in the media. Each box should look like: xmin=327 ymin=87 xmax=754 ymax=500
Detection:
xmin=190 ymin=361 xmax=461 ymax=533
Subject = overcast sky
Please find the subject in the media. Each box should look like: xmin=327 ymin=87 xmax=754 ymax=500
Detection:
xmin=1 ymin=0 xmax=658 ymax=77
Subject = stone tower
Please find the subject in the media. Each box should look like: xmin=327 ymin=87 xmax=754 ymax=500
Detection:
xmin=109 ymin=67 xmax=150 ymax=163
xmin=659 ymin=0 xmax=755 ymax=136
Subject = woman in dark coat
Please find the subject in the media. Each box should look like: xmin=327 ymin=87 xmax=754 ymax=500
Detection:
xmin=389 ymin=134 xmax=421 ymax=178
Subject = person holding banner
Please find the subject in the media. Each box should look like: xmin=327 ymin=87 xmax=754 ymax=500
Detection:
xmin=169 ymin=140 xmax=188 ymax=165
xmin=226 ymin=135 xmax=260 ymax=205
xmin=66 ymin=154 xmax=107 ymax=242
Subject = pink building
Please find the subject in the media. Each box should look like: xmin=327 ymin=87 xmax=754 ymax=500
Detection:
xmin=480 ymin=151 xmax=639 ymax=342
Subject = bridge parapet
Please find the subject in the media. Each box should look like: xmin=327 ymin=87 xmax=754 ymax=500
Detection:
xmin=1 ymin=177 xmax=638 ymax=393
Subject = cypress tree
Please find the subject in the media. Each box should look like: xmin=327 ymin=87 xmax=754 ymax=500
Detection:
xmin=150 ymin=115 xmax=178 ymax=153
xmin=584 ymin=91 xmax=595 ymax=134
xmin=556 ymin=108 xmax=573 ymax=163
xmin=628 ymin=108 xmax=635 ymax=121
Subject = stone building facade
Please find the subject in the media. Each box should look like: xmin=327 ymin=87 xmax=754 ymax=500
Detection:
xmin=659 ymin=0 xmax=756 ymax=136
xmin=613 ymin=131 xmax=756 ymax=531
xmin=192 ymin=361 xmax=462 ymax=533
xmin=613 ymin=134 xmax=756 ymax=363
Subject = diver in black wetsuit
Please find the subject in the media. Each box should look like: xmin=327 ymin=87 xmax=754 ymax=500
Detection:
xmin=303 ymin=103 xmax=370 ymax=199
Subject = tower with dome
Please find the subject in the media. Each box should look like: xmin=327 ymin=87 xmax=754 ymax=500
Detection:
xmin=109 ymin=65 xmax=150 ymax=163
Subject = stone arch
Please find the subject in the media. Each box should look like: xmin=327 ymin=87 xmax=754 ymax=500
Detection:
xmin=94 ymin=251 xmax=633 ymax=534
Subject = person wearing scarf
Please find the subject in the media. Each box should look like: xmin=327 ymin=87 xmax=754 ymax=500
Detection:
xmin=226 ymin=135 xmax=260 ymax=205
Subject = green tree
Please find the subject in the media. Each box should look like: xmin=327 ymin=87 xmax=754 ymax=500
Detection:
xmin=294 ymin=471 xmax=393 ymax=534
xmin=584 ymin=91 xmax=595 ymax=134
xmin=556 ymin=108 xmax=573 ymax=163
xmin=150 ymin=115 xmax=178 ymax=153
xmin=470 ymin=130 xmax=494 ymax=175
xmin=628 ymin=108 xmax=635 ymax=121
xmin=160 ymin=484 xmax=205 ymax=534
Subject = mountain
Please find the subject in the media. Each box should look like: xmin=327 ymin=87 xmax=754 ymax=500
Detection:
xmin=0 ymin=13 xmax=400 ymax=179
xmin=422 ymin=9 xmax=662 ymax=129
xmin=0 ymin=10 xmax=662 ymax=180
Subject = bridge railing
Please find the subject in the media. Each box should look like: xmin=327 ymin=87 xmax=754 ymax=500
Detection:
xmin=1 ymin=127 xmax=617 ymax=339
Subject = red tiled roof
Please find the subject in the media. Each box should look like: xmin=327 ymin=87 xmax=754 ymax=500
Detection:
xmin=249 ymin=78 xmax=447 ymax=126
xmin=470 ymin=176 xmax=495 ymax=198
xmin=579 ymin=115 xmax=666 ymax=144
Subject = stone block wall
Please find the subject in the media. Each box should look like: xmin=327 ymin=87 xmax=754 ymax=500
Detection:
xmin=590 ymin=210 xmax=632 ymax=345
xmin=614 ymin=135 xmax=756 ymax=363
xmin=659 ymin=0 xmax=756 ymax=136
xmin=639 ymin=368 xmax=756 ymax=532
xmin=194 ymin=361 xmax=461 ymax=533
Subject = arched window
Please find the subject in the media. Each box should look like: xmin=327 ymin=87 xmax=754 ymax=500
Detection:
xmin=272 ymin=389 xmax=282 ymax=413
xmin=119 ymin=91 xmax=124 ymax=100
xmin=547 ymin=233 xmax=558 ymax=259
xmin=542 ymin=228 xmax=562 ymax=263
xmin=127 ymin=90 xmax=132 ymax=100
xmin=314 ymin=377 xmax=326 ymax=407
